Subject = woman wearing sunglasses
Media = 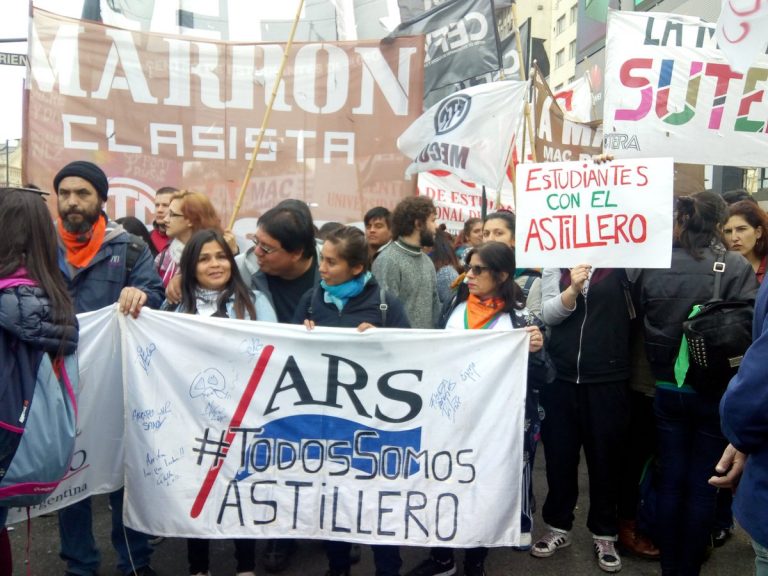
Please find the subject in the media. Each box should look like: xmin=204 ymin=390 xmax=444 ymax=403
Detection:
xmin=407 ymin=241 xmax=548 ymax=576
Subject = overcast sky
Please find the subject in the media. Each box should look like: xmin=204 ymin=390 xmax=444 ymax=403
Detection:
xmin=0 ymin=0 xmax=376 ymax=141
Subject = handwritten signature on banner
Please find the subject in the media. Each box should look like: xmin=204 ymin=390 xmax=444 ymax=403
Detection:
xmin=137 ymin=343 xmax=157 ymax=374
xmin=143 ymin=446 xmax=185 ymax=488
xmin=131 ymin=401 xmax=172 ymax=432
xmin=430 ymin=378 xmax=462 ymax=422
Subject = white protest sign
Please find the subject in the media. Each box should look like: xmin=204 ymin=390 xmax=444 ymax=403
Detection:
xmin=120 ymin=309 xmax=529 ymax=546
xmin=6 ymin=307 xmax=125 ymax=524
xmin=514 ymin=158 xmax=673 ymax=269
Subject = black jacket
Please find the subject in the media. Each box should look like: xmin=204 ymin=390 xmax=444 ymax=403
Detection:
xmin=637 ymin=245 xmax=758 ymax=383
xmin=0 ymin=284 xmax=78 ymax=355
xmin=293 ymin=277 xmax=411 ymax=329
xmin=546 ymin=269 xmax=634 ymax=384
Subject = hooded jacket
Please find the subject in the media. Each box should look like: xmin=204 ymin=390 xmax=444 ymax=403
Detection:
xmin=57 ymin=219 xmax=164 ymax=313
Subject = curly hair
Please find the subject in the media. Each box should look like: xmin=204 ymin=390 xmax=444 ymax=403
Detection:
xmin=391 ymin=196 xmax=436 ymax=238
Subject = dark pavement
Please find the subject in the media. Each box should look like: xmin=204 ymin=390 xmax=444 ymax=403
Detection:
xmin=8 ymin=453 xmax=755 ymax=575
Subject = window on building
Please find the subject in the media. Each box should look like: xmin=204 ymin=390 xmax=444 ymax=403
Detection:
xmin=556 ymin=49 xmax=564 ymax=68
xmin=556 ymin=15 xmax=565 ymax=36
xmin=569 ymin=40 xmax=576 ymax=61
xmin=569 ymin=76 xmax=576 ymax=84
xmin=570 ymin=4 xmax=577 ymax=25
xmin=555 ymin=83 xmax=564 ymax=91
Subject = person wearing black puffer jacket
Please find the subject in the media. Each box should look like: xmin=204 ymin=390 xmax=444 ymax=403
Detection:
xmin=294 ymin=225 xmax=409 ymax=576
xmin=0 ymin=187 xmax=79 ymax=573
xmin=634 ymin=191 xmax=757 ymax=576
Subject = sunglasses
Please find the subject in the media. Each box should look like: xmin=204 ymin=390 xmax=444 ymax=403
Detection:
xmin=465 ymin=264 xmax=491 ymax=275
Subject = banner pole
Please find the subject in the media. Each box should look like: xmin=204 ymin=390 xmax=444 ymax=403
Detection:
xmin=227 ymin=0 xmax=306 ymax=231
xmin=510 ymin=1 xmax=527 ymax=83
xmin=524 ymin=66 xmax=537 ymax=164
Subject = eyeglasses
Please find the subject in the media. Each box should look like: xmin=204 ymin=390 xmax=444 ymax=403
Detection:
xmin=168 ymin=210 xmax=185 ymax=219
xmin=465 ymin=264 xmax=491 ymax=276
xmin=251 ymin=239 xmax=282 ymax=255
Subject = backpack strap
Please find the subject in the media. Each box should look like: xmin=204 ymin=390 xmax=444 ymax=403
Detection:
xmin=711 ymin=250 xmax=726 ymax=302
xmin=124 ymin=234 xmax=147 ymax=275
xmin=521 ymin=275 xmax=537 ymax=299
xmin=379 ymin=286 xmax=388 ymax=326
xmin=306 ymin=285 xmax=321 ymax=320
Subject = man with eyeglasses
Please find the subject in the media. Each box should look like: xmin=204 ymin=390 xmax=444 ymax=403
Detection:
xmin=234 ymin=200 xmax=320 ymax=571
xmin=236 ymin=200 xmax=320 ymax=327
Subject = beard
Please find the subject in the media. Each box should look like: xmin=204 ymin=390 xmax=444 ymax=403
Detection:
xmin=60 ymin=206 xmax=102 ymax=234
xmin=419 ymin=227 xmax=435 ymax=248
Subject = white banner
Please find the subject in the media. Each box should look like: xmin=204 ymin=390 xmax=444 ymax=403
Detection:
xmin=419 ymin=171 xmax=515 ymax=234
xmin=603 ymin=10 xmax=768 ymax=167
xmin=514 ymin=158 xmax=674 ymax=269
xmin=120 ymin=309 xmax=528 ymax=546
xmin=398 ymin=80 xmax=528 ymax=190
xmin=6 ymin=308 xmax=125 ymax=523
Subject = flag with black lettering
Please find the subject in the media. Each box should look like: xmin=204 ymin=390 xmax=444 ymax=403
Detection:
xmin=387 ymin=0 xmax=502 ymax=97
xmin=398 ymin=80 xmax=527 ymax=190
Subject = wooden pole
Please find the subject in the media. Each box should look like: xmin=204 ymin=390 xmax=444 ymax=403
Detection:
xmin=227 ymin=0 xmax=306 ymax=230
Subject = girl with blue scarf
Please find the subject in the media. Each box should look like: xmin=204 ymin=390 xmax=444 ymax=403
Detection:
xmin=294 ymin=226 xmax=410 ymax=576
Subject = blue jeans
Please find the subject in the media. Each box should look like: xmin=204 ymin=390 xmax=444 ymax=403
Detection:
xmin=0 ymin=507 xmax=7 ymax=529
xmin=654 ymin=388 xmax=726 ymax=576
xmin=58 ymin=489 xmax=152 ymax=576
xmin=755 ymin=540 xmax=768 ymax=576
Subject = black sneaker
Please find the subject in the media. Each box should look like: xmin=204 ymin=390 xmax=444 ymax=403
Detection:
xmin=464 ymin=561 xmax=486 ymax=576
xmin=711 ymin=528 xmax=732 ymax=548
xmin=324 ymin=570 xmax=350 ymax=576
xmin=404 ymin=557 xmax=456 ymax=576
xmin=349 ymin=543 xmax=362 ymax=564
xmin=263 ymin=539 xmax=296 ymax=573
xmin=129 ymin=568 xmax=157 ymax=576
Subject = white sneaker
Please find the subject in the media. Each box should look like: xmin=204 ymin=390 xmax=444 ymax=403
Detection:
xmin=236 ymin=572 xmax=257 ymax=576
xmin=593 ymin=537 xmax=622 ymax=573
xmin=531 ymin=528 xmax=572 ymax=558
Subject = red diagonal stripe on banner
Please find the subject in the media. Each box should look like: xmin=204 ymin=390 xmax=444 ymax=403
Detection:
xmin=190 ymin=344 xmax=275 ymax=518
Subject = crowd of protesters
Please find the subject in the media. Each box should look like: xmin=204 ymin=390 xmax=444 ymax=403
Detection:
xmin=1 ymin=156 xmax=767 ymax=576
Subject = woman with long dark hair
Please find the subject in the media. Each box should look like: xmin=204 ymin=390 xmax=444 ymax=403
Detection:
xmin=431 ymin=229 xmax=463 ymax=303
xmin=163 ymin=229 xmax=275 ymax=576
xmin=0 ymin=188 xmax=79 ymax=572
xmin=636 ymin=191 xmax=757 ymax=575
xmin=407 ymin=241 xmax=548 ymax=576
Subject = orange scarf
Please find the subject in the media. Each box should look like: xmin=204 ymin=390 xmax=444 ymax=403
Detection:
xmin=465 ymin=293 xmax=505 ymax=329
xmin=58 ymin=214 xmax=107 ymax=268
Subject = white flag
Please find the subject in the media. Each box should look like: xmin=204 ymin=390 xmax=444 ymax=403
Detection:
xmin=397 ymin=80 xmax=528 ymax=190
xmin=553 ymin=74 xmax=595 ymax=123
xmin=715 ymin=0 xmax=768 ymax=73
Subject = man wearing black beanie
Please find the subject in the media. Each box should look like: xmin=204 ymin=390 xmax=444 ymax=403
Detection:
xmin=53 ymin=160 xmax=164 ymax=576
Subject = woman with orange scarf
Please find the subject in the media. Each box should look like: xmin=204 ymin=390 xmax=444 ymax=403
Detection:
xmin=406 ymin=241 xmax=548 ymax=576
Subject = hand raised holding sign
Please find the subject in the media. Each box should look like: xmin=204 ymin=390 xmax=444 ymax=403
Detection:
xmin=562 ymin=264 xmax=592 ymax=310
